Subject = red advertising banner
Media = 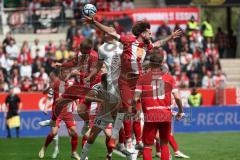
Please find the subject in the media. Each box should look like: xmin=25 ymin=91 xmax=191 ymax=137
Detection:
xmin=97 ymin=7 xmax=200 ymax=33
xmin=0 ymin=88 xmax=239 ymax=111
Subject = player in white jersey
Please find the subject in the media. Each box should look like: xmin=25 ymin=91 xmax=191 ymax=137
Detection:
xmin=84 ymin=33 xmax=122 ymax=104
xmin=81 ymin=74 xmax=116 ymax=160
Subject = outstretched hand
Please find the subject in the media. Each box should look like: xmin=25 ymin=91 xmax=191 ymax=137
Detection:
xmin=82 ymin=15 xmax=94 ymax=24
xmin=171 ymin=29 xmax=183 ymax=39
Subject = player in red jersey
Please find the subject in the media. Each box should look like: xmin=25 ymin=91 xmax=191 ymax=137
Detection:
xmin=54 ymin=39 xmax=101 ymax=137
xmin=83 ymin=15 xmax=182 ymax=148
xmin=38 ymin=69 xmax=80 ymax=160
xmin=132 ymin=52 xmax=184 ymax=160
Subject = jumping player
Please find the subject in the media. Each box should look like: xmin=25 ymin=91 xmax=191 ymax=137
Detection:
xmin=132 ymin=52 xmax=184 ymax=160
xmin=38 ymin=69 xmax=80 ymax=160
xmin=80 ymin=74 xmax=116 ymax=160
xmin=83 ymin=15 xmax=182 ymax=149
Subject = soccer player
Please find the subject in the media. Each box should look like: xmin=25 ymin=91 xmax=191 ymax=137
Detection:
xmin=38 ymin=69 xmax=80 ymax=160
xmin=80 ymin=74 xmax=116 ymax=160
xmin=54 ymin=39 xmax=101 ymax=139
xmin=83 ymin=15 xmax=182 ymax=148
xmin=132 ymin=52 xmax=184 ymax=160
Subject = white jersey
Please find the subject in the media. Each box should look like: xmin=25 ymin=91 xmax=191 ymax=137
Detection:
xmin=98 ymin=41 xmax=123 ymax=101
xmin=91 ymin=83 xmax=114 ymax=129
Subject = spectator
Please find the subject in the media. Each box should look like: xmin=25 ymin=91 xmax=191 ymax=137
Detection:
xmin=31 ymin=39 xmax=45 ymax=59
xmin=34 ymin=67 xmax=49 ymax=85
xmin=21 ymin=77 xmax=32 ymax=92
xmin=10 ymin=68 xmax=21 ymax=92
xmin=226 ymin=29 xmax=237 ymax=58
xmin=189 ymin=73 xmax=201 ymax=88
xmin=2 ymin=32 xmax=14 ymax=52
xmin=6 ymin=39 xmax=19 ymax=60
xmin=32 ymin=57 xmax=42 ymax=74
xmin=66 ymin=20 xmax=78 ymax=50
xmin=72 ymin=29 xmax=85 ymax=50
xmin=18 ymin=41 xmax=32 ymax=64
xmin=0 ymin=70 xmax=9 ymax=92
xmin=45 ymin=40 xmax=56 ymax=57
xmin=81 ymin=24 xmax=94 ymax=39
xmin=155 ymin=20 xmax=171 ymax=40
xmin=110 ymin=0 xmax=120 ymax=11
xmin=201 ymin=17 xmax=214 ymax=48
xmin=214 ymin=27 xmax=227 ymax=58
xmin=5 ymin=86 xmax=22 ymax=138
xmin=186 ymin=16 xmax=198 ymax=37
xmin=188 ymin=88 xmax=202 ymax=107
xmin=213 ymin=69 xmax=226 ymax=88
xmin=55 ymin=43 xmax=70 ymax=61
xmin=202 ymin=70 xmax=214 ymax=88
xmin=121 ymin=0 xmax=135 ymax=10
xmin=20 ymin=60 xmax=32 ymax=79
xmin=205 ymin=43 xmax=219 ymax=59
xmin=176 ymin=72 xmax=189 ymax=88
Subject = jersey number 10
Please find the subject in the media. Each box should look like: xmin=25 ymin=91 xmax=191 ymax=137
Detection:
xmin=151 ymin=79 xmax=165 ymax=100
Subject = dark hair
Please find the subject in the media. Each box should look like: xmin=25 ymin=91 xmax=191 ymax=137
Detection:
xmin=149 ymin=49 xmax=164 ymax=68
xmin=80 ymin=38 xmax=93 ymax=50
xmin=101 ymin=73 xmax=107 ymax=83
xmin=132 ymin=21 xmax=150 ymax=37
xmin=51 ymin=68 xmax=60 ymax=76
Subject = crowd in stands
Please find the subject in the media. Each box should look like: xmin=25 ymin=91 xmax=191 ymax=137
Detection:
xmin=1 ymin=6 xmax=233 ymax=92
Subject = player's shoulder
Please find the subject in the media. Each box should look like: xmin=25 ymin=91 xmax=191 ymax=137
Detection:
xmin=163 ymin=73 xmax=175 ymax=82
xmin=120 ymin=34 xmax=136 ymax=43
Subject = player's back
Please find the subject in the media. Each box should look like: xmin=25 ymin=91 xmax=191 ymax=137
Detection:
xmin=138 ymin=71 xmax=175 ymax=109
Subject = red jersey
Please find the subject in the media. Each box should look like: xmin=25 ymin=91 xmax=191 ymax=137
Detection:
xmin=119 ymin=35 xmax=153 ymax=78
xmin=135 ymin=71 xmax=177 ymax=122
xmin=62 ymin=50 xmax=101 ymax=87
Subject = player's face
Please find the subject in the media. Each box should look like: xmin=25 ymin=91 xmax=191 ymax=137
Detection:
xmin=142 ymin=28 xmax=152 ymax=44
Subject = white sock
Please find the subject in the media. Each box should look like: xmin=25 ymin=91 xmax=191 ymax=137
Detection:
xmin=80 ymin=142 xmax=91 ymax=159
xmin=53 ymin=134 xmax=59 ymax=150
xmin=112 ymin=113 xmax=125 ymax=139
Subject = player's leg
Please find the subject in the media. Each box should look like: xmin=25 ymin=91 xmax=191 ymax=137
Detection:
xmin=104 ymin=124 xmax=113 ymax=160
xmin=109 ymin=79 xmax=134 ymax=148
xmin=158 ymin=122 xmax=171 ymax=160
xmin=142 ymin=122 xmax=158 ymax=160
xmin=39 ymin=125 xmax=59 ymax=158
xmin=52 ymin=134 xmax=59 ymax=159
xmin=68 ymin=126 xmax=80 ymax=160
xmin=155 ymin=131 xmax=161 ymax=158
xmin=6 ymin=124 xmax=11 ymax=138
xmin=133 ymin=102 xmax=143 ymax=150
xmin=169 ymin=133 xmax=190 ymax=159
xmin=80 ymin=126 xmax=102 ymax=160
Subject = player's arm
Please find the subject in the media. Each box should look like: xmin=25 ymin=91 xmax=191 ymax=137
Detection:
xmin=84 ymin=60 xmax=104 ymax=83
xmin=132 ymin=77 xmax=143 ymax=110
xmin=172 ymin=90 xmax=184 ymax=120
xmin=85 ymin=90 xmax=104 ymax=104
xmin=43 ymin=88 xmax=54 ymax=114
xmin=83 ymin=15 xmax=120 ymax=41
xmin=153 ymin=29 xmax=182 ymax=48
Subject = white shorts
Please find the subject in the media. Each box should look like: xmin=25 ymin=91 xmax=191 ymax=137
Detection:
xmin=93 ymin=116 xmax=113 ymax=130
xmin=107 ymin=82 xmax=120 ymax=103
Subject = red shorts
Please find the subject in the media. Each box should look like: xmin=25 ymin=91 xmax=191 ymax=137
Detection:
xmin=118 ymin=77 xmax=139 ymax=109
xmin=142 ymin=121 xmax=171 ymax=145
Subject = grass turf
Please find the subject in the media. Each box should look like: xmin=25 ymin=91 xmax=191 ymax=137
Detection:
xmin=0 ymin=132 xmax=240 ymax=160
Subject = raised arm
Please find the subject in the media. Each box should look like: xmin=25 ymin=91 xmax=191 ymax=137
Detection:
xmin=84 ymin=60 xmax=104 ymax=83
xmin=153 ymin=29 xmax=182 ymax=48
xmin=83 ymin=15 xmax=120 ymax=40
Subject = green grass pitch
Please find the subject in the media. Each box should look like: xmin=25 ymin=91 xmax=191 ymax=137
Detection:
xmin=0 ymin=132 xmax=240 ymax=160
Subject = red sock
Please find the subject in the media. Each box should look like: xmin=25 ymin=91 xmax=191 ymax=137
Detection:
xmin=105 ymin=137 xmax=113 ymax=154
xmin=133 ymin=120 xmax=142 ymax=144
xmin=119 ymin=128 xmax=125 ymax=144
xmin=82 ymin=135 xmax=88 ymax=148
xmin=161 ymin=144 xmax=170 ymax=160
xmin=71 ymin=133 xmax=78 ymax=153
xmin=156 ymin=140 xmax=161 ymax=152
xmin=169 ymin=135 xmax=179 ymax=152
xmin=44 ymin=134 xmax=54 ymax=148
xmin=143 ymin=147 xmax=152 ymax=160
xmin=123 ymin=120 xmax=132 ymax=140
